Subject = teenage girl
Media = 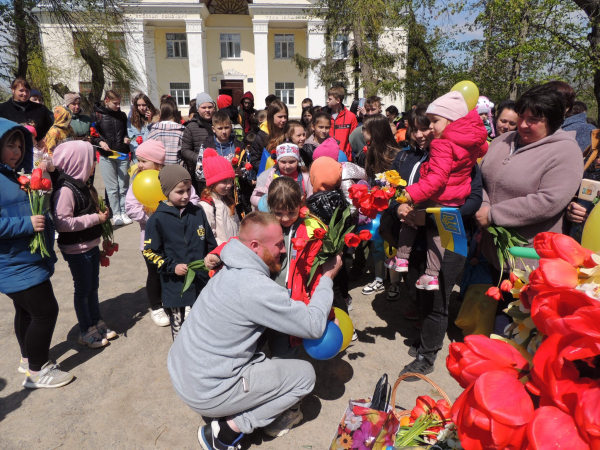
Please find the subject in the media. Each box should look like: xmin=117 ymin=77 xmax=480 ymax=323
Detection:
xmin=302 ymin=111 xmax=332 ymax=164
xmin=249 ymin=100 xmax=288 ymax=171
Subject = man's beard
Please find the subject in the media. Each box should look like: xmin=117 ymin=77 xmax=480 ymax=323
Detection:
xmin=261 ymin=247 xmax=282 ymax=276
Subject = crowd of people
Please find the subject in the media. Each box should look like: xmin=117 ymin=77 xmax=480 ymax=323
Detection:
xmin=0 ymin=76 xmax=598 ymax=450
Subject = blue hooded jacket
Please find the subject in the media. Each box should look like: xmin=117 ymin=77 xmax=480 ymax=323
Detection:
xmin=0 ymin=118 xmax=56 ymax=294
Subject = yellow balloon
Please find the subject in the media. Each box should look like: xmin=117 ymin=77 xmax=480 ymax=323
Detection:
xmin=132 ymin=170 xmax=166 ymax=209
xmin=451 ymin=80 xmax=479 ymax=111
xmin=334 ymin=307 xmax=354 ymax=352
xmin=582 ymin=203 xmax=600 ymax=253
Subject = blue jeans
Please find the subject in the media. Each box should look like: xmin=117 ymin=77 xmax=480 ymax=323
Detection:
xmin=63 ymin=247 xmax=102 ymax=333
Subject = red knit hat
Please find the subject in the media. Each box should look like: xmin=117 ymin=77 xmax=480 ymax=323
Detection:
xmin=203 ymin=148 xmax=235 ymax=186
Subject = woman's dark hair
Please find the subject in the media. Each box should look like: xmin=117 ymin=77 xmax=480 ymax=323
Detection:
xmin=494 ymin=99 xmax=516 ymax=121
xmin=130 ymin=93 xmax=158 ymax=130
xmin=11 ymin=78 xmax=31 ymax=91
xmin=267 ymin=176 xmax=304 ymax=212
xmin=363 ymin=114 xmax=400 ymax=179
xmin=188 ymin=98 xmax=197 ymax=116
xmin=405 ymin=105 xmax=431 ymax=148
xmin=158 ymin=100 xmax=180 ymax=123
xmin=386 ymin=105 xmax=399 ymax=116
xmin=514 ymin=85 xmax=566 ymax=134
xmin=542 ymin=80 xmax=574 ymax=117
xmin=265 ymin=100 xmax=289 ymax=152
xmin=301 ymin=106 xmax=315 ymax=128
xmin=311 ymin=111 xmax=331 ymax=126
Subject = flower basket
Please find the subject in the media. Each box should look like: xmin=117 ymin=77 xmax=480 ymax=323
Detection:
xmin=390 ymin=373 xmax=453 ymax=420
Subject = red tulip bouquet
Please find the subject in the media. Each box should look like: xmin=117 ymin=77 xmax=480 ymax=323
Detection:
xmin=98 ymin=196 xmax=118 ymax=267
xmin=394 ymin=396 xmax=457 ymax=448
xmin=18 ymin=168 xmax=52 ymax=257
xmin=347 ymin=169 xmax=406 ymax=219
xmin=446 ymin=232 xmax=600 ymax=450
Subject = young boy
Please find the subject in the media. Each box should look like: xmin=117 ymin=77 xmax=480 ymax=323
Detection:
xmin=327 ymin=86 xmax=357 ymax=161
xmin=256 ymin=110 xmax=267 ymax=128
xmin=143 ymin=165 xmax=219 ymax=340
xmin=301 ymin=98 xmax=313 ymax=109
xmin=202 ymin=110 xmax=243 ymax=161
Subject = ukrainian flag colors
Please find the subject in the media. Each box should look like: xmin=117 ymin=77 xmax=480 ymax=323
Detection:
xmin=425 ymin=207 xmax=468 ymax=257
xmin=257 ymin=149 xmax=276 ymax=175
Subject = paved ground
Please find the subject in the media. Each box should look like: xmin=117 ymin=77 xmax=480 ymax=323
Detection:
xmin=0 ymin=172 xmax=465 ymax=450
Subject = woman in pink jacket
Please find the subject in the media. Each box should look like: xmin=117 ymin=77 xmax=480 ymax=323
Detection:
xmin=386 ymin=91 xmax=488 ymax=290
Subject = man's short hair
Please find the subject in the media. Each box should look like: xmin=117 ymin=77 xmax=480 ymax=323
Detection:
xmin=212 ymin=110 xmax=231 ymax=126
xmin=265 ymin=94 xmax=278 ymax=107
xmin=365 ymin=96 xmax=382 ymax=108
xmin=572 ymin=101 xmax=588 ymax=115
xmin=239 ymin=211 xmax=280 ymax=241
xmin=327 ymin=86 xmax=345 ymax=101
xmin=302 ymin=98 xmax=313 ymax=107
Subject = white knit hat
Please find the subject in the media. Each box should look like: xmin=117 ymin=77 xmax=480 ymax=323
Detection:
xmin=276 ymin=143 xmax=300 ymax=161
xmin=476 ymin=96 xmax=494 ymax=115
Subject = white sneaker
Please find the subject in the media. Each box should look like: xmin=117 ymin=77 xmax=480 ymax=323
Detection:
xmin=121 ymin=214 xmax=133 ymax=225
xmin=150 ymin=308 xmax=170 ymax=327
xmin=352 ymin=330 xmax=358 ymax=341
xmin=18 ymin=357 xmax=28 ymax=374
xmin=263 ymin=406 xmax=303 ymax=437
xmin=112 ymin=214 xmax=124 ymax=226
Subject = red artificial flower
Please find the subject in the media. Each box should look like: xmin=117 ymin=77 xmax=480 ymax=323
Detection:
xmin=344 ymin=233 xmax=361 ymax=248
xmin=574 ymin=388 xmax=600 ymax=450
xmin=358 ymin=230 xmax=372 ymax=241
xmin=29 ymin=176 xmax=43 ymax=190
xmin=245 ymin=162 xmax=252 ymax=171
xmin=526 ymin=406 xmax=589 ymax=450
xmin=298 ymin=206 xmax=309 ymax=218
xmin=100 ymin=257 xmax=110 ymax=267
xmin=534 ymin=232 xmax=590 ymax=267
xmin=530 ymin=289 xmax=597 ymax=336
xmin=291 ymin=237 xmax=307 ymax=251
xmin=313 ymin=228 xmax=326 ymax=239
xmin=41 ymin=178 xmax=51 ymax=191
xmin=446 ymin=335 xmax=530 ymax=389
xmin=235 ymin=147 xmax=241 ymax=154
xmin=486 ymin=286 xmax=502 ymax=300
xmin=232 ymin=156 xmax=239 ymax=165
xmin=410 ymin=396 xmax=452 ymax=424
xmin=500 ymin=279 xmax=513 ymax=292
xmin=136 ymin=136 xmax=143 ymax=145
xmin=348 ymin=184 xmax=368 ymax=200
xmin=529 ymin=258 xmax=579 ymax=294
xmin=452 ymin=371 xmax=535 ymax=450
xmin=18 ymin=175 xmax=29 ymax=186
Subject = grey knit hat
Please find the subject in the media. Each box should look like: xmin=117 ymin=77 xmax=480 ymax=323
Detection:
xmin=196 ymin=92 xmax=214 ymax=107
xmin=159 ymin=165 xmax=191 ymax=197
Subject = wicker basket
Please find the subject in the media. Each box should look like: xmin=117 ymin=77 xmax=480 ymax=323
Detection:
xmin=390 ymin=372 xmax=453 ymax=420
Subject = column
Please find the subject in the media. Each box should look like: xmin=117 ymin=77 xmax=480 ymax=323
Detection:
xmin=144 ymin=26 xmax=159 ymax=106
xmin=186 ymin=19 xmax=208 ymax=98
xmin=306 ymin=20 xmax=326 ymax=105
xmin=252 ymin=19 xmax=269 ymax=109
xmin=125 ymin=20 xmax=148 ymax=95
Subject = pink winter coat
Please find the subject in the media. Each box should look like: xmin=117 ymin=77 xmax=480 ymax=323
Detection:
xmin=406 ymin=109 xmax=488 ymax=206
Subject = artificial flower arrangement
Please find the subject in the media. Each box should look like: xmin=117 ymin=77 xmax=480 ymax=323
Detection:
xmin=98 ymin=196 xmax=118 ymax=267
xmin=18 ymin=168 xmax=52 ymax=257
xmin=446 ymin=232 xmax=600 ymax=450
xmin=347 ymin=170 xmax=407 ymax=219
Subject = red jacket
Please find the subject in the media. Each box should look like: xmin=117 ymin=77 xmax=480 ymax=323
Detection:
xmin=330 ymin=107 xmax=357 ymax=161
xmin=406 ymin=109 xmax=488 ymax=206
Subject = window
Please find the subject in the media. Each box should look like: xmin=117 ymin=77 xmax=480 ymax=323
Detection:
xmin=170 ymin=83 xmax=190 ymax=106
xmin=275 ymin=82 xmax=294 ymax=106
xmin=220 ymin=33 xmax=241 ymax=59
xmin=112 ymin=81 xmax=130 ymax=107
xmin=166 ymin=33 xmax=188 ymax=58
xmin=79 ymin=82 xmax=92 ymax=95
xmin=108 ymin=32 xmax=126 ymax=56
xmin=275 ymin=34 xmax=294 ymax=59
xmin=333 ymin=34 xmax=349 ymax=59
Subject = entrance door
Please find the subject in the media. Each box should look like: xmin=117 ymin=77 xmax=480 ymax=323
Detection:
xmin=219 ymin=80 xmax=244 ymax=107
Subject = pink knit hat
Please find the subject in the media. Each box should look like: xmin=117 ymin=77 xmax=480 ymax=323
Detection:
xmin=426 ymin=91 xmax=469 ymax=122
xmin=313 ymin=137 xmax=340 ymax=161
xmin=203 ymin=148 xmax=235 ymax=186
xmin=137 ymin=140 xmax=166 ymax=165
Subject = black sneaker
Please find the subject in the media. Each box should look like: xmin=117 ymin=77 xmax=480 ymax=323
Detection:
xmin=198 ymin=422 xmax=243 ymax=450
xmin=399 ymin=355 xmax=434 ymax=381
xmin=408 ymin=341 xmax=420 ymax=358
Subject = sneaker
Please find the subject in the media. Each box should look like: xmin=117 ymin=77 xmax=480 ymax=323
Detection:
xmin=415 ymin=274 xmax=440 ymax=291
xmin=198 ymin=421 xmax=243 ymax=450
xmin=387 ymin=283 xmax=401 ymax=301
xmin=408 ymin=340 xmax=420 ymax=358
xmin=399 ymin=354 xmax=435 ymax=381
xmin=361 ymin=280 xmax=384 ymax=295
xmin=150 ymin=308 xmax=170 ymax=327
xmin=18 ymin=357 xmax=28 ymax=374
xmin=403 ymin=308 xmax=419 ymax=321
xmin=22 ymin=361 xmax=73 ymax=389
xmin=263 ymin=406 xmax=303 ymax=437
xmin=352 ymin=330 xmax=358 ymax=341
xmin=384 ymin=256 xmax=395 ymax=269
xmin=345 ymin=294 xmax=353 ymax=311
xmin=121 ymin=214 xmax=133 ymax=225
xmin=112 ymin=214 xmax=124 ymax=226
xmin=78 ymin=326 xmax=108 ymax=348
xmin=96 ymin=319 xmax=117 ymax=340
xmin=385 ymin=256 xmax=409 ymax=273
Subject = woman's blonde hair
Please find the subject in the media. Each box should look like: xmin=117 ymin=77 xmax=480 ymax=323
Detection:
xmin=104 ymin=90 xmax=121 ymax=102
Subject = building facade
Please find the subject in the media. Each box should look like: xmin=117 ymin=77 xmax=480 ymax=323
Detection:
xmin=38 ymin=0 xmax=406 ymax=115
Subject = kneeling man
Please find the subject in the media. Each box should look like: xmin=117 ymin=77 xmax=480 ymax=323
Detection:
xmin=168 ymin=211 xmax=342 ymax=450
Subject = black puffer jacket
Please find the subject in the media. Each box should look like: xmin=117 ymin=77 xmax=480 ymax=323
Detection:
xmin=92 ymin=101 xmax=129 ymax=154
xmin=180 ymin=114 xmax=214 ymax=171
xmin=249 ymin=129 xmax=269 ymax=171
xmin=0 ymin=99 xmax=54 ymax=137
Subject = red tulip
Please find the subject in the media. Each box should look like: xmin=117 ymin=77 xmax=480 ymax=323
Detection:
xmin=526 ymin=406 xmax=589 ymax=450
xmin=313 ymin=228 xmax=326 ymax=239
xmin=232 ymin=156 xmax=239 ymax=165
xmin=235 ymin=147 xmax=241 ymax=154
xmin=298 ymin=206 xmax=309 ymax=218
xmin=136 ymin=136 xmax=143 ymax=145
xmin=102 ymin=240 xmax=110 ymax=251
xmin=362 ymin=145 xmax=368 ymax=153
xmin=344 ymin=233 xmax=361 ymax=248
xmin=245 ymin=162 xmax=252 ymax=171
xmin=500 ymin=279 xmax=513 ymax=292
xmin=29 ymin=176 xmax=43 ymax=190
xmin=510 ymin=272 xmax=520 ymax=284
xmin=358 ymin=230 xmax=372 ymax=241
xmin=106 ymin=248 xmax=114 ymax=257
xmin=447 ymin=335 xmax=530 ymax=389
xmin=486 ymin=286 xmax=502 ymax=300
xmin=112 ymin=243 xmax=119 ymax=252
xmin=18 ymin=175 xmax=30 ymax=186
xmin=528 ymin=258 xmax=579 ymax=294
xmin=382 ymin=187 xmax=396 ymax=200
xmin=100 ymin=257 xmax=110 ymax=267
xmin=452 ymin=371 xmax=535 ymax=450
xmin=575 ymin=388 xmax=600 ymax=450
xmin=348 ymin=184 xmax=368 ymax=200
xmin=371 ymin=188 xmax=390 ymax=211
xmin=41 ymin=178 xmax=51 ymax=191
xmin=530 ymin=289 xmax=597 ymax=336
xmin=208 ymin=269 xmax=215 ymax=278
xmin=410 ymin=395 xmax=451 ymax=423
xmin=291 ymin=237 xmax=307 ymax=251
xmin=534 ymin=232 xmax=589 ymax=267
xmin=100 ymin=251 xmax=106 ymax=258
xmin=519 ymin=283 xmax=534 ymax=310
xmin=32 ymin=168 xmax=42 ymax=179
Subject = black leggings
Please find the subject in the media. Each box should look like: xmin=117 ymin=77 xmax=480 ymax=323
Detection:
xmin=7 ymin=280 xmax=59 ymax=372
xmin=144 ymin=257 xmax=163 ymax=311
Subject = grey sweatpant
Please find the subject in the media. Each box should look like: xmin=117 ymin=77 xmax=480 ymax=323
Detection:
xmin=190 ymin=357 xmax=315 ymax=434
xmin=99 ymin=156 xmax=129 ymax=216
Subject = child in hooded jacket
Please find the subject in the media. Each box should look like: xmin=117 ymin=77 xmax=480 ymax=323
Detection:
xmin=52 ymin=140 xmax=117 ymax=348
xmin=199 ymin=149 xmax=241 ymax=245
xmin=386 ymin=91 xmax=488 ymax=290
xmin=143 ymin=165 xmax=218 ymax=340
xmin=45 ymin=106 xmax=75 ymax=155
xmin=125 ymin=140 xmax=200 ymax=327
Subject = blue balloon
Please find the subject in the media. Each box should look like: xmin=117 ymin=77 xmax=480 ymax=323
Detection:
xmin=356 ymin=213 xmax=381 ymax=242
xmin=258 ymin=195 xmax=269 ymax=212
xmin=304 ymin=321 xmax=343 ymax=360
xmin=338 ymin=150 xmax=348 ymax=162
